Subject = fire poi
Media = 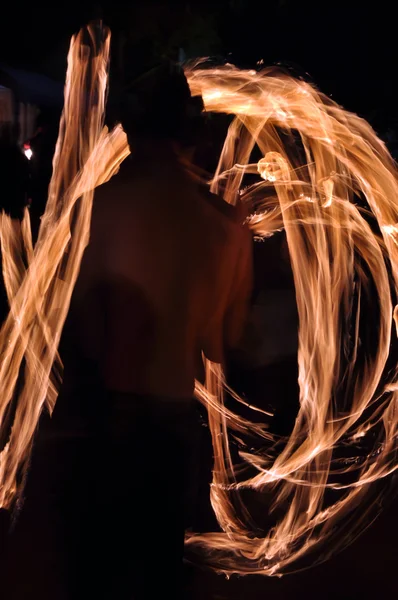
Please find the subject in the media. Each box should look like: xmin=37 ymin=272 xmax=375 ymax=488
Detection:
xmin=1 ymin=24 xmax=398 ymax=576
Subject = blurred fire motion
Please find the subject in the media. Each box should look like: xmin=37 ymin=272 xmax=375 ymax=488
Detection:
xmin=1 ymin=25 xmax=398 ymax=576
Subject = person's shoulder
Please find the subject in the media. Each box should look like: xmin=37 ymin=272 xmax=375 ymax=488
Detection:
xmin=92 ymin=163 xmax=133 ymax=212
xmin=93 ymin=176 xmax=114 ymax=204
xmin=199 ymin=186 xmax=250 ymax=230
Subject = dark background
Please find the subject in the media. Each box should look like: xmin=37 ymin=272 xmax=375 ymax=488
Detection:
xmin=1 ymin=1 xmax=396 ymax=131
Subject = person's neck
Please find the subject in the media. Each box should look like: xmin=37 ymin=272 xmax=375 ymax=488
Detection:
xmin=128 ymin=136 xmax=179 ymax=165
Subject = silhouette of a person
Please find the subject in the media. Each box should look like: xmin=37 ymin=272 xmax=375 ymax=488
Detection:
xmin=59 ymin=61 xmax=253 ymax=599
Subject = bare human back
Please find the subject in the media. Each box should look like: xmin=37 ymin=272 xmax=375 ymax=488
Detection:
xmin=69 ymin=149 xmax=252 ymax=398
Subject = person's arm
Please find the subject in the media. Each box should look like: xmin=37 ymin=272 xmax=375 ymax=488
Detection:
xmin=224 ymin=224 xmax=253 ymax=351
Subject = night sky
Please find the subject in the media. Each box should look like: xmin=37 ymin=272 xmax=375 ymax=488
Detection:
xmin=1 ymin=1 xmax=396 ymax=130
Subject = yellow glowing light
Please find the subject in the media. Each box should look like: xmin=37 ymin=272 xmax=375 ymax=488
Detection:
xmin=1 ymin=25 xmax=398 ymax=579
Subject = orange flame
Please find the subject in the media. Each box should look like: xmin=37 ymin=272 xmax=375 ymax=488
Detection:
xmin=1 ymin=30 xmax=398 ymax=576
xmin=186 ymin=64 xmax=398 ymax=573
xmin=0 ymin=24 xmax=129 ymax=508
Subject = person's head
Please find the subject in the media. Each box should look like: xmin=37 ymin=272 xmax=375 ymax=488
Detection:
xmin=109 ymin=60 xmax=204 ymax=150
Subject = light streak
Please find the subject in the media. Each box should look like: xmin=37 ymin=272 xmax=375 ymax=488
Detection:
xmin=1 ymin=26 xmax=398 ymax=577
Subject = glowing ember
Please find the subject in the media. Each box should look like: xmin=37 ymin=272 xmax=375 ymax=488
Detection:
xmin=23 ymin=147 xmax=33 ymax=161
xmin=1 ymin=25 xmax=398 ymax=577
